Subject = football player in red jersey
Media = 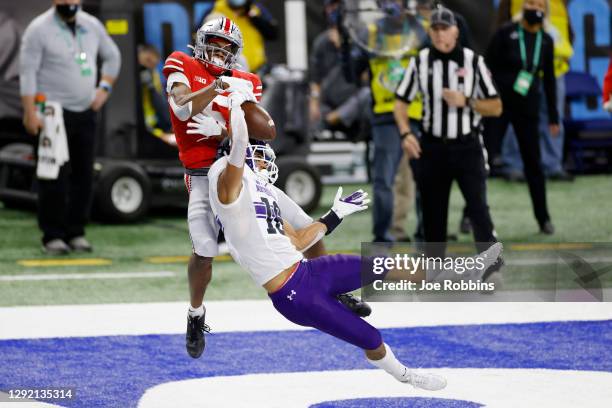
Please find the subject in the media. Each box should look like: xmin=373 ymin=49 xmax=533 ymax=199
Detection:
xmin=162 ymin=17 xmax=268 ymax=359
xmin=164 ymin=17 xmax=370 ymax=359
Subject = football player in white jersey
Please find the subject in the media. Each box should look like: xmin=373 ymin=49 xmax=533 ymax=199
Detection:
xmin=203 ymin=88 xmax=463 ymax=390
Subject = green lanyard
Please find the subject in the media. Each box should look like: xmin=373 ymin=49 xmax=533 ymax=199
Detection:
xmin=55 ymin=14 xmax=91 ymax=76
xmin=518 ymin=25 xmax=542 ymax=74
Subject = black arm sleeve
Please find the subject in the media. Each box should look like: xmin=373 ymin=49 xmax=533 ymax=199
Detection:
xmin=542 ymin=38 xmax=559 ymax=124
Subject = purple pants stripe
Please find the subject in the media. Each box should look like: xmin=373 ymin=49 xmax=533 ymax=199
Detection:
xmin=268 ymin=254 xmax=383 ymax=351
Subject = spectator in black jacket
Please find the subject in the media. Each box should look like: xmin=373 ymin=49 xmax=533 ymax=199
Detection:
xmin=309 ymin=0 xmax=371 ymax=135
xmin=484 ymin=0 xmax=559 ymax=234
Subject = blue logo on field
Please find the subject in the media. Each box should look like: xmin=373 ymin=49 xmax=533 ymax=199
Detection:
xmin=0 ymin=321 xmax=611 ymax=407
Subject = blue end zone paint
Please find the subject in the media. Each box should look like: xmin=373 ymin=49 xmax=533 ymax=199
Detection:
xmin=0 ymin=321 xmax=611 ymax=407
xmin=310 ymin=397 xmax=483 ymax=408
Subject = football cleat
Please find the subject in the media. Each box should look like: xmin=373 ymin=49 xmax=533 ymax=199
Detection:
xmin=337 ymin=293 xmax=372 ymax=318
xmin=186 ymin=313 xmax=211 ymax=359
xmin=400 ymin=368 xmax=447 ymax=391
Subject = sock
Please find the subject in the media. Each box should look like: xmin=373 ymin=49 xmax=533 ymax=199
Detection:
xmin=367 ymin=343 xmax=409 ymax=382
xmin=188 ymin=304 xmax=205 ymax=318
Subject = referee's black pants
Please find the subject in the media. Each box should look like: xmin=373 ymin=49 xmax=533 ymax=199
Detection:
xmin=417 ymin=134 xmax=496 ymax=258
xmin=37 ymin=109 xmax=97 ymax=245
xmin=485 ymin=111 xmax=550 ymax=227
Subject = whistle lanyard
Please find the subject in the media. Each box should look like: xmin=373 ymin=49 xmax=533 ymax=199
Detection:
xmin=55 ymin=14 xmax=86 ymax=63
xmin=518 ymin=25 xmax=542 ymax=74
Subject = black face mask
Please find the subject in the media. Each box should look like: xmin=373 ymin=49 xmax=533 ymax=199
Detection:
xmin=523 ymin=9 xmax=544 ymax=25
xmin=56 ymin=4 xmax=79 ymax=19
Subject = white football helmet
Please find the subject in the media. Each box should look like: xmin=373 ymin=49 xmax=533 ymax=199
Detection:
xmin=246 ymin=142 xmax=279 ymax=185
xmin=192 ymin=17 xmax=243 ymax=76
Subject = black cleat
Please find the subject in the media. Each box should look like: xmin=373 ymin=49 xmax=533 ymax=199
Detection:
xmin=186 ymin=313 xmax=211 ymax=359
xmin=540 ymin=221 xmax=555 ymax=235
xmin=337 ymin=293 xmax=372 ymax=318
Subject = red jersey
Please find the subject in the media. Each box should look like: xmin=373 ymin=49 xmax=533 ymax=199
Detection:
xmin=162 ymin=51 xmax=262 ymax=169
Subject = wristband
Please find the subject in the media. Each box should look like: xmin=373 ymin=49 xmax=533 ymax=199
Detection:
xmin=99 ymin=80 xmax=112 ymax=93
xmin=400 ymin=131 xmax=413 ymax=140
xmin=318 ymin=210 xmax=342 ymax=235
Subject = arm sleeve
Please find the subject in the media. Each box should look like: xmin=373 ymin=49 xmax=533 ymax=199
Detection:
xmin=603 ymin=57 xmax=612 ymax=103
xmin=19 ymin=22 xmax=43 ymax=96
xmin=395 ymin=56 xmax=419 ymax=103
xmin=475 ymin=55 xmax=499 ymax=99
xmin=228 ymin=105 xmax=249 ymax=168
xmin=96 ymin=19 xmax=121 ymax=78
xmin=542 ymin=38 xmax=559 ymax=124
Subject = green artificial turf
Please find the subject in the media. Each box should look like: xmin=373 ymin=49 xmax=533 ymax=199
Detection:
xmin=0 ymin=176 xmax=611 ymax=306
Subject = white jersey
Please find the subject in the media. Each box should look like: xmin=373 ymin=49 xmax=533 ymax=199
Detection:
xmin=208 ymin=157 xmax=304 ymax=286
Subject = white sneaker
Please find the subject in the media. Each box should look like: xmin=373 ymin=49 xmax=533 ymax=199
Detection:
xmin=68 ymin=236 xmax=93 ymax=252
xmin=467 ymin=242 xmax=503 ymax=280
xmin=400 ymin=369 xmax=447 ymax=391
xmin=42 ymin=239 xmax=70 ymax=255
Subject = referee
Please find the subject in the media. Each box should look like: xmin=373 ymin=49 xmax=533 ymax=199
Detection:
xmin=393 ymin=6 xmax=501 ymax=258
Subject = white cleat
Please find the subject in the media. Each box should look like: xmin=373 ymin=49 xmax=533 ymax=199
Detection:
xmin=399 ymin=369 xmax=447 ymax=391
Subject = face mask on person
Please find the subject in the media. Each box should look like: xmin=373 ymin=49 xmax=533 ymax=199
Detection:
xmin=56 ymin=4 xmax=80 ymax=19
xmin=523 ymin=8 xmax=544 ymax=25
xmin=327 ymin=9 xmax=340 ymax=26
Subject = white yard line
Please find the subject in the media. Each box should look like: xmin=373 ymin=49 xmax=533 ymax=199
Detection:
xmin=0 ymin=301 xmax=611 ymax=340
xmin=0 ymin=271 xmax=175 ymax=281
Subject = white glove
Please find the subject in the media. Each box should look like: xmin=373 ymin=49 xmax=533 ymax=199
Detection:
xmin=227 ymin=88 xmax=257 ymax=108
xmin=186 ymin=113 xmax=224 ymax=141
xmin=220 ymin=76 xmax=254 ymax=93
xmin=604 ymin=99 xmax=612 ymax=112
xmin=330 ymin=187 xmax=370 ymax=219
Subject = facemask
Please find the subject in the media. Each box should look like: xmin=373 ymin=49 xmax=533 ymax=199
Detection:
xmin=327 ymin=9 xmax=340 ymax=26
xmin=523 ymin=9 xmax=544 ymax=25
xmin=56 ymin=4 xmax=79 ymax=19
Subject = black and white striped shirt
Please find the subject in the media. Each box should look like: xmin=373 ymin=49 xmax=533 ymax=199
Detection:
xmin=395 ymin=47 xmax=498 ymax=139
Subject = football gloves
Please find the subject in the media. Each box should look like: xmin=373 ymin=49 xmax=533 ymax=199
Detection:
xmin=332 ymin=187 xmax=370 ymax=219
xmin=319 ymin=187 xmax=369 ymax=235
xmin=227 ymin=88 xmax=257 ymax=108
xmin=186 ymin=113 xmax=224 ymax=141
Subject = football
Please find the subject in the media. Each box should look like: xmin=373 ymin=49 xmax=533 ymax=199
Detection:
xmin=242 ymin=101 xmax=276 ymax=141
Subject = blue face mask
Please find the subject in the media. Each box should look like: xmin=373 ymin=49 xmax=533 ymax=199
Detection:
xmin=228 ymin=0 xmax=247 ymax=8
xmin=327 ymin=9 xmax=340 ymax=26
